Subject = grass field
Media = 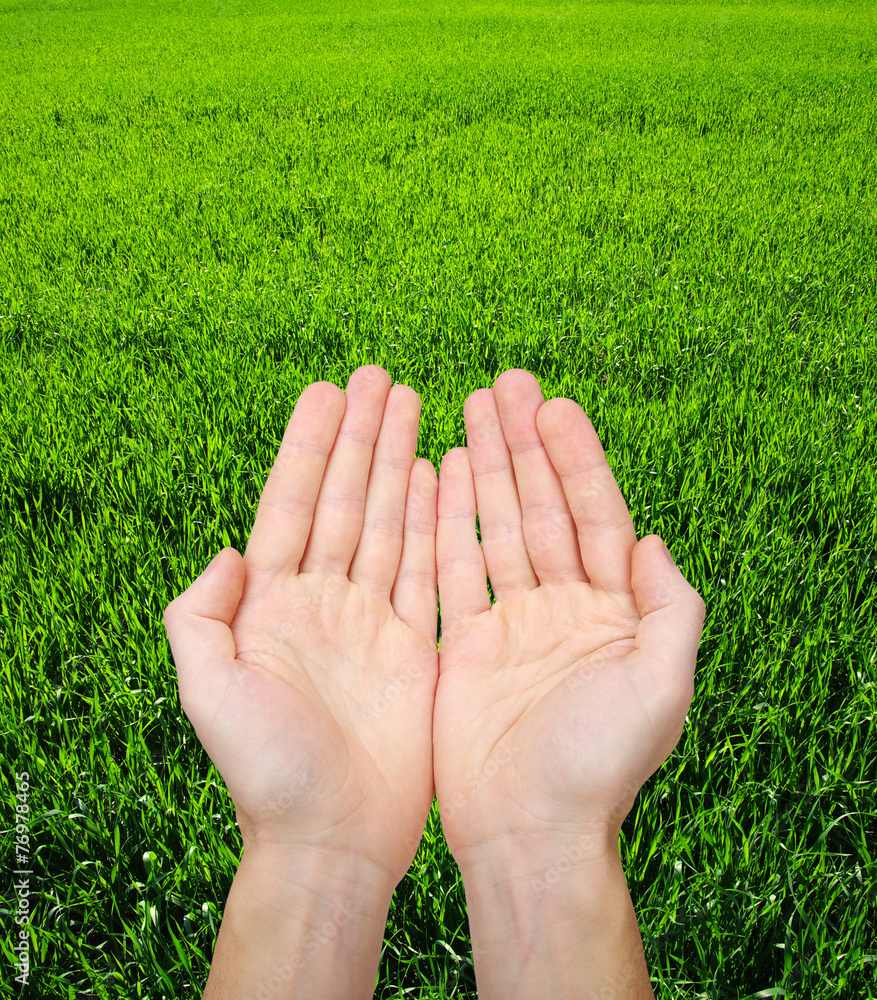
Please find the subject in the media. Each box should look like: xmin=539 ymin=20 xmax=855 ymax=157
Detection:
xmin=1 ymin=0 xmax=876 ymax=997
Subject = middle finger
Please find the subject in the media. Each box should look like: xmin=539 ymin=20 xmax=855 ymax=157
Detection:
xmin=493 ymin=369 xmax=588 ymax=585
xmin=299 ymin=365 xmax=392 ymax=576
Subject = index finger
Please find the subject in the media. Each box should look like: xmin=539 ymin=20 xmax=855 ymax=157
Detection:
xmin=244 ymin=381 xmax=347 ymax=574
xmin=535 ymin=397 xmax=638 ymax=594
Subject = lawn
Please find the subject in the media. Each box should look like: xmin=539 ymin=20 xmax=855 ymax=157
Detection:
xmin=1 ymin=0 xmax=875 ymax=997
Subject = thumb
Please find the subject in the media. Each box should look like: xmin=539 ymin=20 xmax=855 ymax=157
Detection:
xmin=630 ymin=534 xmax=706 ymax=687
xmin=163 ymin=547 xmax=245 ymax=703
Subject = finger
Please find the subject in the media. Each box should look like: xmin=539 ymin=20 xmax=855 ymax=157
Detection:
xmin=463 ymin=388 xmax=538 ymax=597
xmin=164 ymin=548 xmax=245 ymax=713
xmin=436 ymin=447 xmax=490 ymax=634
xmin=493 ymin=369 xmax=587 ymax=584
xmin=349 ymin=384 xmax=422 ymax=597
xmin=244 ymin=381 xmax=346 ymax=574
xmin=299 ymin=365 xmax=392 ymax=575
xmin=536 ymin=397 xmax=638 ymax=594
xmin=391 ymin=457 xmax=438 ymax=638
xmin=630 ymin=535 xmax=706 ymax=710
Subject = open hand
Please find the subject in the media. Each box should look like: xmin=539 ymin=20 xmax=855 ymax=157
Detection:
xmin=163 ymin=366 xmax=438 ymax=884
xmin=433 ymin=370 xmax=706 ymax=871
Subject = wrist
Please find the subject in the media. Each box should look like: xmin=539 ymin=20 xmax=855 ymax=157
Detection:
xmin=458 ymin=832 xmax=623 ymax=923
xmin=203 ymin=842 xmax=397 ymax=1000
xmin=457 ymin=837 xmax=653 ymax=1000
xmin=238 ymin=838 xmax=399 ymax=901
xmin=454 ymin=825 xmax=621 ymax=891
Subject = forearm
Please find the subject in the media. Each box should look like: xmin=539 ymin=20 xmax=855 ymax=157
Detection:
xmin=202 ymin=842 xmax=395 ymax=1000
xmin=459 ymin=836 xmax=654 ymax=1000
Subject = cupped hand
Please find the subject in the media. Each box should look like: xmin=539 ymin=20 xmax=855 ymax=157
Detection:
xmin=163 ymin=366 xmax=438 ymax=884
xmin=433 ymin=370 xmax=706 ymax=869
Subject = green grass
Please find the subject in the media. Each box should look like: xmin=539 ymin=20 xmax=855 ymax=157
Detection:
xmin=1 ymin=0 xmax=876 ymax=996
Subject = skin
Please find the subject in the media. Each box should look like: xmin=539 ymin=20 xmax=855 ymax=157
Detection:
xmin=434 ymin=370 xmax=704 ymax=856
xmin=163 ymin=365 xmax=706 ymax=999
xmin=164 ymin=366 xmax=439 ymax=998
xmin=432 ymin=369 xmax=706 ymax=997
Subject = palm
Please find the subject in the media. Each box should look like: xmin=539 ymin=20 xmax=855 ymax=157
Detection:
xmin=165 ymin=368 xmax=439 ymax=883
xmin=207 ymin=572 xmax=436 ymax=873
xmin=436 ymin=583 xmax=660 ymax=850
xmin=434 ymin=372 xmax=705 ymax=862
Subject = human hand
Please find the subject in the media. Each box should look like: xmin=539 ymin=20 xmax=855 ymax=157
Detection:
xmin=433 ymin=369 xmax=706 ymax=872
xmin=163 ymin=366 xmax=438 ymax=886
